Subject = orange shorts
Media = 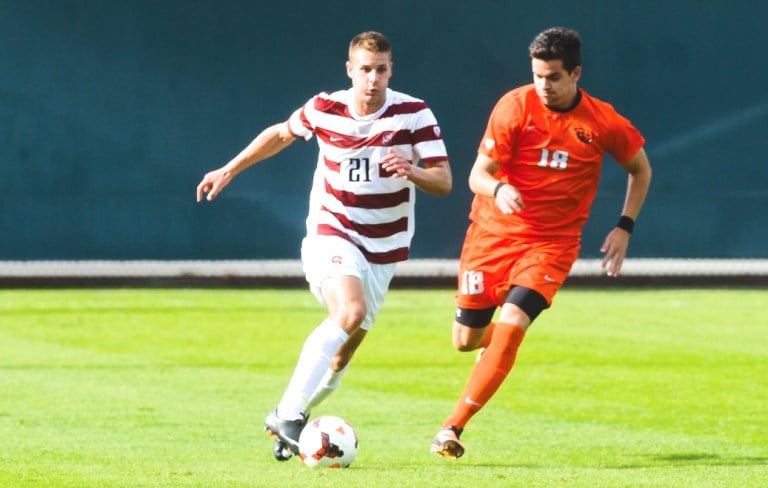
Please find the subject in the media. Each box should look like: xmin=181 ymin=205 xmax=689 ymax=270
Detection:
xmin=455 ymin=222 xmax=580 ymax=310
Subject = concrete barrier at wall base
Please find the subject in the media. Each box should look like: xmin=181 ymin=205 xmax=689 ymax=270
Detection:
xmin=1 ymin=260 xmax=767 ymax=288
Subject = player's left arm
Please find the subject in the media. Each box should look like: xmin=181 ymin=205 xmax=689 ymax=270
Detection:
xmin=380 ymin=148 xmax=452 ymax=196
xmin=409 ymin=158 xmax=452 ymax=196
xmin=601 ymin=147 xmax=653 ymax=276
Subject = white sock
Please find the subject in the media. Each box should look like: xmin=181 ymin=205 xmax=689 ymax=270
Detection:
xmin=307 ymin=364 xmax=349 ymax=411
xmin=277 ymin=319 xmax=348 ymax=420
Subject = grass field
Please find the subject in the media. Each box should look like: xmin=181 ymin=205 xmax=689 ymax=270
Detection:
xmin=1 ymin=288 xmax=766 ymax=487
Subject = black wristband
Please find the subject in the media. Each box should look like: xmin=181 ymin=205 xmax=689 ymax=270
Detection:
xmin=616 ymin=215 xmax=635 ymax=234
xmin=493 ymin=181 xmax=505 ymax=197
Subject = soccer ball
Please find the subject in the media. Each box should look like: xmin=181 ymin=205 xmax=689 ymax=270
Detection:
xmin=298 ymin=415 xmax=358 ymax=468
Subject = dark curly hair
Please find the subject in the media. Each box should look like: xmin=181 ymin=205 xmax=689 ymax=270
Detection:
xmin=528 ymin=27 xmax=582 ymax=73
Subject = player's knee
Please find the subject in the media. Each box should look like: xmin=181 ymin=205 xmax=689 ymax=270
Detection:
xmin=453 ymin=307 xmax=495 ymax=351
xmin=454 ymin=341 xmax=478 ymax=352
xmin=453 ymin=336 xmax=484 ymax=352
xmin=452 ymin=324 xmax=484 ymax=351
xmin=335 ymin=302 xmax=367 ymax=331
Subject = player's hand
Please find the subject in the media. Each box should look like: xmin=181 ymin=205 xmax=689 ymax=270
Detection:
xmin=380 ymin=148 xmax=413 ymax=179
xmin=494 ymin=184 xmax=524 ymax=214
xmin=600 ymin=228 xmax=630 ymax=277
xmin=196 ymin=168 xmax=232 ymax=202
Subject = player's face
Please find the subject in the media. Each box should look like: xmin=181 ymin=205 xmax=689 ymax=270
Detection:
xmin=531 ymin=58 xmax=581 ymax=110
xmin=347 ymin=48 xmax=392 ymax=115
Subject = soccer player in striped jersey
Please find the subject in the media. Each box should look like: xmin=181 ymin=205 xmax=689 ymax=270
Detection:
xmin=196 ymin=31 xmax=451 ymax=461
xmin=431 ymin=27 xmax=652 ymax=458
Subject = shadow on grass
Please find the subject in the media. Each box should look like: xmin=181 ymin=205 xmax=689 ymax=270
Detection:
xmin=426 ymin=452 xmax=768 ymax=470
xmin=601 ymin=452 xmax=768 ymax=469
xmin=650 ymin=452 xmax=768 ymax=466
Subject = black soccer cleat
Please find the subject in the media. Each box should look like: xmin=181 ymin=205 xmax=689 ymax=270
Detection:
xmin=272 ymin=439 xmax=294 ymax=461
xmin=264 ymin=408 xmax=307 ymax=459
xmin=431 ymin=425 xmax=465 ymax=459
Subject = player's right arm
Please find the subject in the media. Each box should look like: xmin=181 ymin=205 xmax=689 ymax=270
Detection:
xmin=600 ymin=147 xmax=652 ymax=276
xmin=196 ymin=122 xmax=297 ymax=202
xmin=468 ymin=153 xmax=524 ymax=214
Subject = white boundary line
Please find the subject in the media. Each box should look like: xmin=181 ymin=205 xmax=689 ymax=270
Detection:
xmin=1 ymin=259 xmax=768 ymax=278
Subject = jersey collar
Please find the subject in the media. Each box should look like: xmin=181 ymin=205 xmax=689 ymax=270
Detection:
xmin=545 ymin=88 xmax=583 ymax=113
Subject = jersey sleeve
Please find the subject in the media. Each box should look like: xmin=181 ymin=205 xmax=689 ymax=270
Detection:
xmin=412 ymin=106 xmax=448 ymax=164
xmin=603 ymin=110 xmax=645 ymax=164
xmin=477 ymin=92 xmax=521 ymax=164
xmin=287 ymin=95 xmax=316 ymax=141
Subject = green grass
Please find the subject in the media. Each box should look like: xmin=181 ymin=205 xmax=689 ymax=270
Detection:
xmin=1 ymin=288 xmax=766 ymax=487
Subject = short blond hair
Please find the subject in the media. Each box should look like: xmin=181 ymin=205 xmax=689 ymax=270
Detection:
xmin=349 ymin=31 xmax=392 ymax=59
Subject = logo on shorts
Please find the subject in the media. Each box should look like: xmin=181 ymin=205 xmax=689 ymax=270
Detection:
xmin=331 ymin=255 xmax=343 ymax=264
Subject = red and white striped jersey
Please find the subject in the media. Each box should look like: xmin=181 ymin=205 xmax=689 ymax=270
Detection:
xmin=287 ymin=88 xmax=448 ymax=264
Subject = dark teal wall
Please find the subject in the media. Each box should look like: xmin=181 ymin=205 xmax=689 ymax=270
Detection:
xmin=3 ymin=1 xmax=766 ymax=259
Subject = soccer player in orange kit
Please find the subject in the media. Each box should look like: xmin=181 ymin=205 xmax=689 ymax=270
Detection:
xmin=431 ymin=27 xmax=652 ymax=458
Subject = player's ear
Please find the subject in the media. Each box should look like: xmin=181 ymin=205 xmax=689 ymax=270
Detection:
xmin=346 ymin=60 xmax=352 ymax=79
xmin=571 ymin=66 xmax=582 ymax=83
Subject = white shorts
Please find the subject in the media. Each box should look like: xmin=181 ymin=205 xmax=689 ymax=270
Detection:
xmin=301 ymin=235 xmax=396 ymax=330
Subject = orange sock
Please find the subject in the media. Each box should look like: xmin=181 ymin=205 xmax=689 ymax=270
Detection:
xmin=444 ymin=323 xmax=525 ymax=429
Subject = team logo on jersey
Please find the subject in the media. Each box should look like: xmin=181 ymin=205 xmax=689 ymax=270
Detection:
xmin=382 ymin=131 xmax=393 ymax=145
xmin=331 ymin=255 xmax=343 ymax=264
xmin=574 ymin=128 xmax=595 ymax=144
xmin=433 ymin=125 xmax=442 ymax=138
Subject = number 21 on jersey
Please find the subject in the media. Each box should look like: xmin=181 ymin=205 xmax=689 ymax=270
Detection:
xmin=349 ymin=157 xmax=372 ymax=182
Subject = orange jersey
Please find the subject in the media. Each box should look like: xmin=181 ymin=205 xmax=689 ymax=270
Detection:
xmin=471 ymin=84 xmax=645 ymax=239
